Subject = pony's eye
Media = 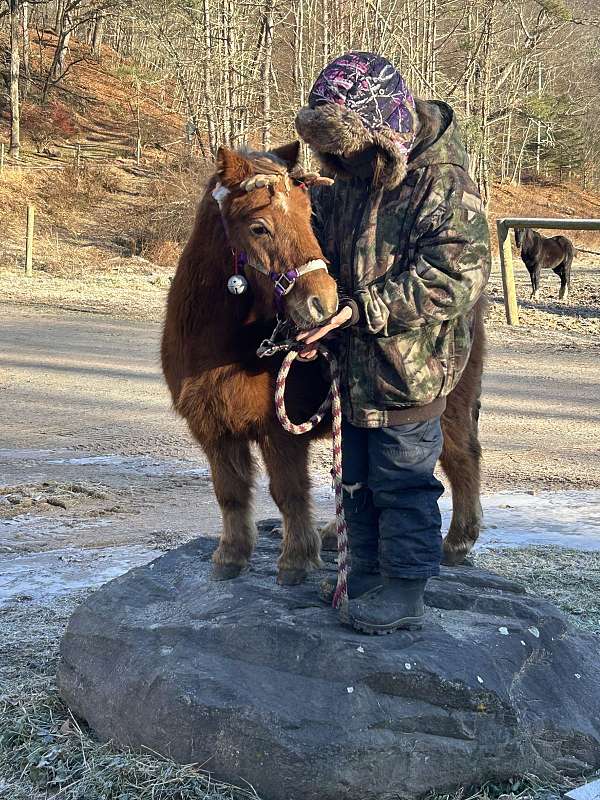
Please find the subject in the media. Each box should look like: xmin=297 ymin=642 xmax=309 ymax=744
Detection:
xmin=250 ymin=223 xmax=270 ymax=237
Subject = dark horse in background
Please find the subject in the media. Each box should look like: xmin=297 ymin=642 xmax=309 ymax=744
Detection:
xmin=515 ymin=227 xmax=575 ymax=301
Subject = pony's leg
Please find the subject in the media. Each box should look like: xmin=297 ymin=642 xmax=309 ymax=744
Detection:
xmin=440 ymin=383 xmax=483 ymax=567
xmin=259 ymin=428 xmax=322 ymax=586
xmin=555 ymin=265 xmax=567 ymax=301
xmin=563 ymin=257 xmax=572 ymax=300
xmin=556 ymin=254 xmax=572 ymax=301
xmin=204 ymin=436 xmax=257 ymax=580
xmin=527 ymin=266 xmax=535 ymax=298
xmin=530 ymin=266 xmax=541 ymax=301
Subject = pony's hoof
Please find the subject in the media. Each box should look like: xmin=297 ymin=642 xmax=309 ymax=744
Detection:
xmin=211 ymin=562 xmax=244 ymax=581
xmin=319 ymin=520 xmax=338 ymax=551
xmin=277 ymin=568 xmax=307 ymax=586
xmin=441 ymin=547 xmax=473 ymax=567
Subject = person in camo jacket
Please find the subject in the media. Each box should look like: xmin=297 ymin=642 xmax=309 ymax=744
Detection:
xmin=294 ymin=52 xmax=491 ymax=634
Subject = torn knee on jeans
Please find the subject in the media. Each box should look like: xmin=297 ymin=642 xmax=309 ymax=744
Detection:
xmin=343 ymin=482 xmax=364 ymax=499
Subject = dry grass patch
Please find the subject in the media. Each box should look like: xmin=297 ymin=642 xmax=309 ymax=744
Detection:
xmin=137 ymin=158 xmax=210 ymax=256
xmin=489 ymin=181 xmax=600 ymax=251
xmin=474 ymin=546 xmax=600 ymax=633
xmin=0 ymin=595 xmax=260 ymax=800
xmin=0 ymin=691 xmax=260 ymax=800
xmin=38 ymin=163 xmax=123 ymax=217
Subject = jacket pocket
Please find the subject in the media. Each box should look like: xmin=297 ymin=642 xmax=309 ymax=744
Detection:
xmin=368 ymin=328 xmax=445 ymax=408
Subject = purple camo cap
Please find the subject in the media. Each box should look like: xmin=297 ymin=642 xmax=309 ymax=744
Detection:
xmin=308 ymin=51 xmax=416 ymax=145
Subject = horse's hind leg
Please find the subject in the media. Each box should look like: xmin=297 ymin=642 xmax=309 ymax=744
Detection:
xmin=204 ymin=435 xmax=257 ymax=580
xmin=556 ymin=254 xmax=573 ymax=301
xmin=439 ymin=312 xmax=484 ymax=566
xmin=440 ymin=391 xmax=483 ymax=565
xmin=259 ymin=427 xmax=322 ymax=586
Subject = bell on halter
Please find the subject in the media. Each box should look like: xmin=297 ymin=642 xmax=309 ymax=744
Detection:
xmin=227 ymin=274 xmax=248 ymax=295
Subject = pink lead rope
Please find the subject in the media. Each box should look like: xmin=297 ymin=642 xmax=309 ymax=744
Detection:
xmin=273 ymin=345 xmax=349 ymax=608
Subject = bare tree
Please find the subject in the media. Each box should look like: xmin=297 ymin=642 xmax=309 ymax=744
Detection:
xmin=261 ymin=0 xmax=274 ymax=148
xmin=27 ymin=0 xmax=593 ymax=192
xmin=9 ymin=0 xmax=21 ymax=158
xmin=91 ymin=10 xmax=105 ymax=58
xmin=21 ymin=0 xmax=30 ymax=98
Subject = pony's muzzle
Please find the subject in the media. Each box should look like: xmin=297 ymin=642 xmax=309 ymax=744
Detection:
xmin=286 ymin=268 xmax=339 ymax=329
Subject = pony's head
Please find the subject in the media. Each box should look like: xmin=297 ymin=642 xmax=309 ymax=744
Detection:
xmin=213 ymin=142 xmax=339 ymax=329
xmin=514 ymin=227 xmax=527 ymax=250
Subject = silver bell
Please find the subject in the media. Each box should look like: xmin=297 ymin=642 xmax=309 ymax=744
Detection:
xmin=227 ymin=274 xmax=248 ymax=295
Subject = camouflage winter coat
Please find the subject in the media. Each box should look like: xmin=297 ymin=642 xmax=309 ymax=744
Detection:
xmin=297 ymin=99 xmax=491 ymax=427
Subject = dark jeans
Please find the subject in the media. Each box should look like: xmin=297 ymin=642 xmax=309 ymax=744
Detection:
xmin=342 ymin=417 xmax=444 ymax=579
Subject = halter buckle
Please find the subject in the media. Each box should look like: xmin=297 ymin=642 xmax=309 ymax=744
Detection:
xmin=271 ymin=270 xmax=299 ymax=297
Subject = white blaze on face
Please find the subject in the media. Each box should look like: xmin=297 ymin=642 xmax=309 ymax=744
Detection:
xmin=272 ymin=188 xmax=289 ymax=213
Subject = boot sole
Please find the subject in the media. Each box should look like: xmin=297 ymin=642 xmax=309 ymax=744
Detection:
xmin=351 ymin=615 xmax=424 ymax=635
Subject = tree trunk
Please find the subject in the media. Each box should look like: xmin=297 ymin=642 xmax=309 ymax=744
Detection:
xmin=536 ymin=61 xmax=542 ymax=176
xmin=21 ymin=1 xmax=30 ymax=99
xmin=475 ymin=3 xmax=495 ymax=206
xmin=9 ymin=0 xmax=21 ymax=159
xmin=92 ymin=13 xmax=105 ymax=59
xmin=322 ymin=0 xmax=330 ymax=64
xmin=54 ymin=0 xmax=63 ymax=33
xmin=202 ymin=0 xmax=219 ymax=157
xmin=293 ymin=0 xmax=309 ymax=164
xmin=261 ymin=0 xmax=274 ymax=149
xmin=52 ymin=6 xmax=73 ymax=82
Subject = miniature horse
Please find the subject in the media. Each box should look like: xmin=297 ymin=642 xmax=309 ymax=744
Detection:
xmin=515 ymin=227 xmax=575 ymax=301
xmin=161 ymin=142 xmax=485 ymax=586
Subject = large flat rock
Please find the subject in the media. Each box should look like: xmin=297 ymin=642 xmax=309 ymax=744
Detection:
xmin=58 ymin=524 xmax=600 ymax=800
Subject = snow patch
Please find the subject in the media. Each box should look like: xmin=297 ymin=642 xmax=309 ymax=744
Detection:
xmin=312 ymin=488 xmax=600 ymax=551
xmin=0 ymin=545 xmax=161 ymax=605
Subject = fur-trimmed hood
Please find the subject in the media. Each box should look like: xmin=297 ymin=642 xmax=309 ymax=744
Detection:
xmin=295 ymin=98 xmax=469 ymax=189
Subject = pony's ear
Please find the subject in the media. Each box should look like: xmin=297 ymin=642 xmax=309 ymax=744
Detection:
xmin=270 ymin=141 xmax=301 ymax=171
xmin=216 ymin=147 xmax=253 ymax=188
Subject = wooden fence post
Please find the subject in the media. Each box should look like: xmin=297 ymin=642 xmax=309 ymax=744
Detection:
xmin=25 ymin=204 xmax=35 ymax=276
xmin=0 ymin=143 xmax=4 ymax=174
xmin=135 ymin=136 xmax=141 ymax=165
xmin=497 ymin=219 xmax=519 ymax=326
xmin=76 ymin=143 xmax=81 ymax=170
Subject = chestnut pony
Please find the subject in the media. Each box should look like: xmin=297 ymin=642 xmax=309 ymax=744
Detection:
xmin=161 ymin=142 xmax=485 ymax=585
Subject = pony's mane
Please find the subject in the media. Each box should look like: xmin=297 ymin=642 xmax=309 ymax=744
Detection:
xmin=240 ymin=149 xmax=289 ymax=176
xmin=233 ymin=148 xmax=335 ymax=190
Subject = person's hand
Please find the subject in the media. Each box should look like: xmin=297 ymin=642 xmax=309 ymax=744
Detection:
xmin=296 ymin=305 xmax=353 ymax=361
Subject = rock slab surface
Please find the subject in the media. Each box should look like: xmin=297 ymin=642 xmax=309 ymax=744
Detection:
xmin=58 ymin=525 xmax=600 ymax=800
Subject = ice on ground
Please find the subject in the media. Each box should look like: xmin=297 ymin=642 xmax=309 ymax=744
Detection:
xmin=46 ymin=454 xmax=211 ymax=478
xmin=1 ymin=446 xmax=599 ymax=607
xmin=475 ymin=490 xmax=600 ymax=551
xmin=0 ymin=545 xmax=161 ymax=605
xmin=313 ymin=486 xmax=600 ymax=550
